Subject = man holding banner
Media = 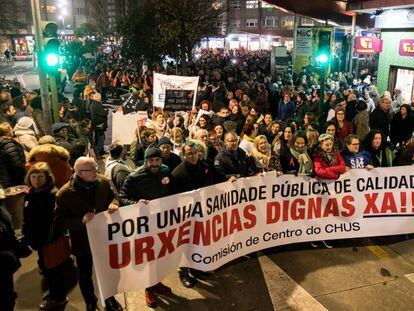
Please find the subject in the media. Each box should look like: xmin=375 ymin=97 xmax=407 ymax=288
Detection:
xmin=55 ymin=157 xmax=122 ymax=311
xmin=118 ymin=146 xmax=173 ymax=308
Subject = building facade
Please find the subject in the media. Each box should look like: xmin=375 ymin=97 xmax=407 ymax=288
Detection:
xmin=202 ymin=0 xmax=324 ymax=51
xmin=106 ymin=0 xmax=138 ymax=31
xmin=0 ymin=0 xmax=34 ymax=54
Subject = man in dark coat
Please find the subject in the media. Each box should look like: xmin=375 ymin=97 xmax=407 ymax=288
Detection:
xmin=118 ymin=146 xmax=172 ymax=308
xmin=89 ymin=93 xmax=108 ymax=156
xmin=369 ymin=97 xmax=392 ymax=138
xmin=0 ymin=123 xmax=26 ymax=188
xmin=0 ymin=192 xmax=21 ymax=311
xmin=158 ymin=137 xmax=181 ymax=172
xmin=214 ymin=132 xmax=254 ymax=182
xmin=55 ymin=157 xmax=122 ymax=311
xmin=171 ymin=141 xmax=214 ymax=288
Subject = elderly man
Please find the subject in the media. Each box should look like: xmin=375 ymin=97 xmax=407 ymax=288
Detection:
xmin=119 ymin=146 xmax=172 ymax=308
xmin=55 ymin=157 xmax=122 ymax=311
xmin=214 ymin=132 xmax=254 ymax=182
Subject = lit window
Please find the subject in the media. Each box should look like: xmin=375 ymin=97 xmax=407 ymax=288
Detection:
xmin=230 ymin=19 xmax=241 ymax=27
xmin=246 ymin=19 xmax=258 ymax=27
xmin=246 ymin=1 xmax=259 ymax=9
xmin=281 ymin=16 xmax=294 ymax=28
xmin=229 ymin=0 xmax=241 ymax=9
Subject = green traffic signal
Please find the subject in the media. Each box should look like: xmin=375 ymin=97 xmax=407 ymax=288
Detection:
xmin=316 ymin=52 xmax=329 ymax=64
xmin=46 ymin=53 xmax=59 ymax=67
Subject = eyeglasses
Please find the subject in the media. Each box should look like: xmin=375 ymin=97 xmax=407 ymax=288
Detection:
xmin=79 ymin=166 xmax=98 ymax=172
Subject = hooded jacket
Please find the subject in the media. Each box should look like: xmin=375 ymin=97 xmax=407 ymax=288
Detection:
xmin=26 ymin=144 xmax=72 ymax=189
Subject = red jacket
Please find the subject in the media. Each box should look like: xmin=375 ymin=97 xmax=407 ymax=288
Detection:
xmin=313 ymin=151 xmax=346 ymax=180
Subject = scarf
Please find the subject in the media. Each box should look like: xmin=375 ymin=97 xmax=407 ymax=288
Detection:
xmin=73 ymin=174 xmax=99 ymax=191
xmin=317 ymin=148 xmax=336 ymax=166
xmin=290 ymin=146 xmax=313 ymax=175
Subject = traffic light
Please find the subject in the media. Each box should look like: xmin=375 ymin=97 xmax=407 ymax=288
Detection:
xmin=315 ymin=30 xmax=332 ymax=66
xmin=41 ymin=22 xmax=61 ymax=72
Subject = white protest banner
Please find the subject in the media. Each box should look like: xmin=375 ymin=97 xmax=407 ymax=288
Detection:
xmin=153 ymin=72 xmax=199 ymax=110
xmin=111 ymin=111 xmax=147 ymax=144
xmin=87 ymin=166 xmax=414 ymax=302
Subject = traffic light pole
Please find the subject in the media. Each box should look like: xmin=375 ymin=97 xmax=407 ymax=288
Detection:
xmin=30 ymin=0 xmax=53 ymax=133
xmin=49 ymin=75 xmax=60 ymax=122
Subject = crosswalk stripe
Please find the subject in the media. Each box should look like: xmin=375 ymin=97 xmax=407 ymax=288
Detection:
xmin=258 ymin=254 xmax=327 ymax=311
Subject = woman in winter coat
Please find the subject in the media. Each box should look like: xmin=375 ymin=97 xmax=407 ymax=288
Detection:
xmin=362 ymin=130 xmax=393 ymax=168
xmin=251 ymin=135 xmax=283 ymax=175
xmin=280 ymin=130 xmax=313 ymax=175
xmin=22 ymin=162 xmax=67 ymax=310
xmin=13 ymin=116 xmax=38 ymax=153
xmin=146 ymin=111 xmax=170 ymax=139
xmin=353 ymin=99 xmax=369 ymax=141
xmin=313 ymin=134 xmax=346 ymax=180
xmin=334 ymin=106 xmax=353 ymax=148
xmin=390 ymin=104 xmax=414 ymax=148
xmin=273 ymin=125 xmax=294 ymax=155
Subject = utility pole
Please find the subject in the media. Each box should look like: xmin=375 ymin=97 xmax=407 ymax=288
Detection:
xmin=30 ymin=0 xmax=53 ymax=133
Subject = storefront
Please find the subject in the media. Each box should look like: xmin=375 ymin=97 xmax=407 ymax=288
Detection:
xmin=376 ymin=9 xmax=414 ymax=100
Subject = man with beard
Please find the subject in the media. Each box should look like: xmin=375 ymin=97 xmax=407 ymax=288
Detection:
xmin=118 ymin=146 xmax=172 ymax=308
xmin=171 ymin=141 xmax=214 ymax=287
xmin=158 ymin=137 xmax=181 ymax=171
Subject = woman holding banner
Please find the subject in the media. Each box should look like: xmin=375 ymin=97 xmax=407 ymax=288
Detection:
xmin=280 ymin=131 xmax=313 ymax=176
xmin=313 ymin=134 xmax=346 ymax=180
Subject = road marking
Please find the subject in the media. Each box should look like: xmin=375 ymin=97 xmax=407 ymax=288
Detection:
xmin=258 ymin=254 xmax=327 ymax=311
xmin=366 ymin=246 xmax=389 ymax=259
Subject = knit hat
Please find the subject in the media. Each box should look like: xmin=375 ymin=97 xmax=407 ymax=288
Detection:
xmin=318 ymin=133 xmax=334 ymax=143
xmin=158 ymin=136 xmax=173 ymax=147
xmin=16 ymin=116 xmax=34 ymax=130
xmin=144 ymin=146 xmax=163 ymax=159
xmin=52 ymin=122 xmax=69 ymax=134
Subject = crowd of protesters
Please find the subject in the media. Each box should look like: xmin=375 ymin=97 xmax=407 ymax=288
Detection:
xmin=1 ymin=48 xmax=414 ymax=310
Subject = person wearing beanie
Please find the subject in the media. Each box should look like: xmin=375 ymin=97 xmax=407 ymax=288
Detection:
xmin=13 ymin=116 xmax=38 ymax=152
xmin=118 ymin=145 xmax=173 ymax=308
xmin=158 ymin=136 xmax=181 ymax=171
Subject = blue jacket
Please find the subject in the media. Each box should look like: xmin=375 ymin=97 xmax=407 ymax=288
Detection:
xmin=341 ymin=149 xmax=372 ymax=169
